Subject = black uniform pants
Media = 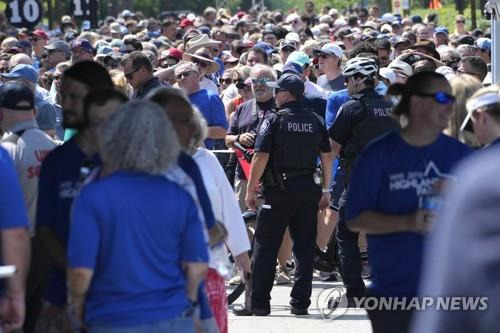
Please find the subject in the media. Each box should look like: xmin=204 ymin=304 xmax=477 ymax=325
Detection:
xmin=335 ymin=189 xmax=366 ymax=298
xmin=251 ymin=177 xmax=321 ymax=311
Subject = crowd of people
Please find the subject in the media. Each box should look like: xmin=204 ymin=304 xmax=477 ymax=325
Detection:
xmin=0 ymin=2 xmax=498 ymax=333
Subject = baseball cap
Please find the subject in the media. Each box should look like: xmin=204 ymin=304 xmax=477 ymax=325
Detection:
xmin=179 ymin=18 xmax=193 ymax=28
xmin=285 ymin=32 xmax=300 ymax=43
xmin=361 ymin=21 xmax=378 ymax=30
xmin=72 ymin=38 xmax=93 ymax=54
xmin=2 ymin=64 xmax=38 ymax=83
xmin=279 ymin=39 xmax=296 ymax=50
xmin=0 ymin=82 xmax=34 ymax=110
xmin=287 ymin=51 xmax=311 ymax=67
xmin=30 ymin=28 xmax=49 ymax=39
xmin=379 ymin=68 xmax=396 ymax=84
xmin=254 ymin=41 xmax=274 ymax=55
xmin=282 ymin=62 xmax=303 ymax=75
xmin=434 ymin=26 xmax=449 ymax=36
xmin=313 ymin=43 xmax=344 ymax=58
xmin=461 ymin=92 xmax=500 ymax=132
xmin=388 ymin=60 xmax=413 ymax=77
xmin=454 ymin=35 xmax=475 ymax=45
xmin=44 ymin=40 xmax=71 ymax=57
xmin=476 ymin=37 xmax=491 ymax=51
xmin=266 ymin=73 xmax=304 ymax=96
xmin=336 ymin=27 xmax=354 ymax=39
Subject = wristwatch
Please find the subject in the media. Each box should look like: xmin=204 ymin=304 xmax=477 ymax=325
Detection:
xmin=236 ymin=134 xmax=241 ymax=143
xmin=322 ymin=188 xmax=330 ymax=193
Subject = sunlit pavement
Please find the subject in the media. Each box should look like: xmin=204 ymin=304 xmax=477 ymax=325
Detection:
xmin=228 ymin=276 xmax=372 ymax=333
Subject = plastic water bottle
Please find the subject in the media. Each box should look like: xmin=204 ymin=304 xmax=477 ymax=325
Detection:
xmin=419 ymin=192 xmax=443 ymax=213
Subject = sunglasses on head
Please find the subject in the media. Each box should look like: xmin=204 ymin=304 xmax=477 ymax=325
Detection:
xmin=251 ymin=77 xmax=272 ymax=85
xmin=414 ymin=92 xmax=455 ymax=105
xmin=176 ymin=71 xmax=195 ymax=80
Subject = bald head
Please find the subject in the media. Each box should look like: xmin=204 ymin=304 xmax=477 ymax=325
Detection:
xmin=9 ymin=53 xmax=32 ymax=69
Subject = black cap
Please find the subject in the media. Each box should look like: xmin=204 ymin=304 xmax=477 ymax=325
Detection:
xmin=0 ymin=82 xmax=34 ymax=111
xmin=266 ymin=73 xmax=304 ymax=96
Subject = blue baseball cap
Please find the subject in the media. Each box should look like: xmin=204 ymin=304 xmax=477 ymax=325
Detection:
xmin=434 ymin=26 xmax=449 ymax=36
xmin=72 ymin=38 xmax=93 ymax=54
xmin=287 ymin=51 xmax=311 ymax=67
xmin=2 ymin=64 xmax=38 ymax=83
xmin=282 ymin=62 xmax=303 ymax=75
xmin=266 ymin=73 xmax=304 ymax=96
xmin=0 ymin=82 xmax=34 ymax=110
xmin=254 ymin=41 xmax=274 ymax=55
xmin=476 ymin=37 xmax=491 ymax=51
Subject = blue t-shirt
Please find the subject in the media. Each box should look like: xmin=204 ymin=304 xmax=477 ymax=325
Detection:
xmin=36 ymin=138 xmax=97 ymax=306
xmin=0 ymin=147 xmax=29 ymax=230
xmin=188 ymin=89 xmax=228 ymax=149
xmin=346 ymin=132 xmax=471 ymax=297
xmin=326 ymin=88 xmax=350 ymax=130
xmin=67 ymin=171 xmax=209 ymax=326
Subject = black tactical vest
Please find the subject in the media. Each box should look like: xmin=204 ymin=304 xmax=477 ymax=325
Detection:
xmin=273 ymin=108 xmax=324 ymax=173
xmin=340 ymin=94 xmax=399 ymax=180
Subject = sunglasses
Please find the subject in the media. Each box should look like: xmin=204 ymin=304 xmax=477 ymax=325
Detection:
xmin=220 ymin=78 xmax=234 ymax=85
xmin=30 ymin=37 xmax=40 ymax=42
xmin=414 ymin=92 xmax=455 ymax=105
xmin=251 ymin=77 xmax=272 ymax=85
xmin=124 ymin=67 xmax=140 ymax=80
xmin=281 ymin=46 xmax=295 ymax=53
xmin=319 ymin=54 xmax=333 ymax=59
xmin=193 ymin=60 xmax=209 ymax=68
xmin=456 ymin=20 xmax=466 ymax=23
xmin=176 ymin=71 xmax=195 ymax=80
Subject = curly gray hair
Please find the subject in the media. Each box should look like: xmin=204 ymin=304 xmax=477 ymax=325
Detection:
xmin=99 ymin=100 xmax=180 ymax=174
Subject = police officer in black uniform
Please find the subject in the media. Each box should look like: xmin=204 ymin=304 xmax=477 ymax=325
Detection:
xmin=329 ymin=57 xmax=399 ymax=305
xmin=244 ymin=73 xmax=333 ymax=316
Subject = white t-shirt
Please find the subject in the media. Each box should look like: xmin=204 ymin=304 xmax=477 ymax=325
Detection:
xmin=1 ymin=120 xmax=58 ymax=233
xmin=200 ymin=77 xmax=219 ymax=95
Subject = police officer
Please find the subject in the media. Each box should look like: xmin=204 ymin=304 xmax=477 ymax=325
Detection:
xmin=328 ymin=57 xmax=399 ymax=305
xmin=244 ymin=73 xmax=333 ymax=316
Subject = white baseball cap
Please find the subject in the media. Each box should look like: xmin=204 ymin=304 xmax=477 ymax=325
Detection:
xmin=313 ymin=43 xmax=344 ymax=58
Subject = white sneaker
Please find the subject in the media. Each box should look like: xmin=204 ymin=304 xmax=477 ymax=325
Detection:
xmin=275 ymin=267 xmax=292 ymax=285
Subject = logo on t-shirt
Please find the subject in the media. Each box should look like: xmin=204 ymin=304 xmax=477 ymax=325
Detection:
xmin=259 ymin=119 xmax=270 ymax=135
xmin=59 ymin=181 xmax=80 ymax=199
xmin=388 ymin=161 xmax=455 ymax=196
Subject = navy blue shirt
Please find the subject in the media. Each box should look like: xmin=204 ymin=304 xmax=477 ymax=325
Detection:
xmin=36 ymin=138 xmax=98 ymax=306
xmin=189 ymin=89 xmax=228 ymax=150
xmin=68 ymin=171 xmax=208 ymax=326
xmin=228 ymin=98 xmax=275 ymax=179
xmin=346 ymin=132 xmax=471 ymax=296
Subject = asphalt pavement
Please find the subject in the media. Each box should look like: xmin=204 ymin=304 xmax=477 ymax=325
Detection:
xmin=228 ymin=276 xmax=372 ymax=333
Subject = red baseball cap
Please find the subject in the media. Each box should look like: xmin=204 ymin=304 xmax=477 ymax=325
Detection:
xmin=179 ymin=19 xmax=193 ymax=28
xmin=167 ymin=48 xmax=183 ymax=61
xmin=31 ymin=28 xmax=49 ymax=39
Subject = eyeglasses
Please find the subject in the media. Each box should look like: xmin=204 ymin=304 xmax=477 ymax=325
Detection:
xmin=414 ymin=92 xmax=455 ymax=105
xmin=124 ymin=67 xmax=140 ymax=80
xmin=251 ymin=77 xmax=272 ymax=85
xmin=175 ymin=71 xmax=195 ymax=80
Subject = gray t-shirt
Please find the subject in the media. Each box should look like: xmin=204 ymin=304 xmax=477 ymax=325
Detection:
xmin=1 ymin=120 xmax=58 ymax=233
